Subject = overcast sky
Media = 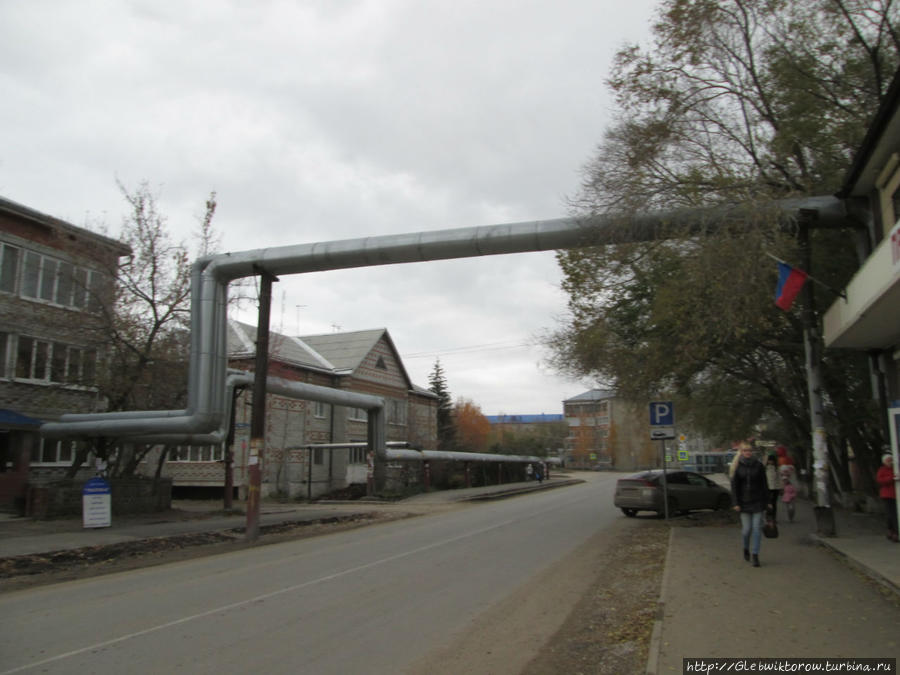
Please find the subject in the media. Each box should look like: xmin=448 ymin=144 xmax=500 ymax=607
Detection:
xmin=0 ymin=1 xmax=656 ymax=415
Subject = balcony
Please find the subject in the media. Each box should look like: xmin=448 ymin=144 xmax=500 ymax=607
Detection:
xmin=823 ymin=222 xmax=900 ymax=350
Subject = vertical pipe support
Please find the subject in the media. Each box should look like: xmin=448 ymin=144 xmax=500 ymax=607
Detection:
xmin=246 ymin=269 xmax=278 ymax=542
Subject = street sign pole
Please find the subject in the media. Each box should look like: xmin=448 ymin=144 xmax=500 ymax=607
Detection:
xmin=661 ymin=439 xmax=669 ymax=520
xmin=649 ymin=401 xmax=675 ymax=520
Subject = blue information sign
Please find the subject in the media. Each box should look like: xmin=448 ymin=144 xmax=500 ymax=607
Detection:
xmin=649 ymin=401 xmax=675 ymax=440
xmin=649 ymin=402 xmax=674 ymax=426
xmin=82 ymin=477 xmax=112 ymax=528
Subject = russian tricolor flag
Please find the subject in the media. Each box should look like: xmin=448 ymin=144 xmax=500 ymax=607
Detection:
xmin=774 ymin=262 xmax=808 ymax=311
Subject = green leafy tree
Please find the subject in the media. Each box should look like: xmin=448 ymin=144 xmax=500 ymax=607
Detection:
xmin=428 ymin=359 xmax=456 ymax=451
xmin=548 ymin=0 xmax=898 ymax=497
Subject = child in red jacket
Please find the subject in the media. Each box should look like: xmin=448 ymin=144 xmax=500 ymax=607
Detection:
xmin=876 ymin=454 xmax=898 ymax=542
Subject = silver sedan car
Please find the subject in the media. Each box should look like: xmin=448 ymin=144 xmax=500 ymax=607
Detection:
xmin=614 ymin=469 xmax=732 ymax=517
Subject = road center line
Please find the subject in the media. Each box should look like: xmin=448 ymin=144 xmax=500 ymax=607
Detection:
xmin=3 ymin=493 xmax=587 ymax=674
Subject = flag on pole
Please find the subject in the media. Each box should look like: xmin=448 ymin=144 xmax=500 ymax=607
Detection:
xmin=774 ymin=261 xmax=808 ymax=311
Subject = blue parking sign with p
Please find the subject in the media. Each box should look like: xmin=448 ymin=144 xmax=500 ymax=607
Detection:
xmin=650 ymin=402 xmax=674 ymax=426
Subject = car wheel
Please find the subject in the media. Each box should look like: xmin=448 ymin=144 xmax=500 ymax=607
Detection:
xmin=715 ymin=494 xmax=732 ymax=511
xmin=621 ymin=508 xmax=637 ymax=517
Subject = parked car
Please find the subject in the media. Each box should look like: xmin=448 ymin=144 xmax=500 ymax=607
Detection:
xmin=614 ymin=469 xmax=732 ymax=517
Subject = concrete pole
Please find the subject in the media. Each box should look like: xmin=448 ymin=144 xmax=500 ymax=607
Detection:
xmin=799 ymin=223 xmax=836 ymax=536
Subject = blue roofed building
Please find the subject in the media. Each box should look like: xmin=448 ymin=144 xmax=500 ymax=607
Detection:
xmin=485 ymin=413 xmax=567 ymax=460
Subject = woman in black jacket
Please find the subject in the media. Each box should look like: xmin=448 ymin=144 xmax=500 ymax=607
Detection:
xmin=731 ymin=442 xmax=768 ymax=567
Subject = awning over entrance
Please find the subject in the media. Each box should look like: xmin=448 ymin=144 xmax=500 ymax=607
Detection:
xmin=0 ymin=409 xmax=43 ymax=429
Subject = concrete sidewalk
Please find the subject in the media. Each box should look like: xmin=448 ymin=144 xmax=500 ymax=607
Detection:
xmin=0 ymin=478 xmax=582 ymax=559
xmin=649 ymin=496 xmax=900 ymax=673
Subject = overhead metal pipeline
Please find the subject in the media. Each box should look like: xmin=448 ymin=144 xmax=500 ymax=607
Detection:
xmin=297 ymin=442 xmax=560 ymax=465
xmin=44 ymin=371 xmax=385 ymax=447
xmin=40 ymin=195 xmax=848 ymax=445
xmin=384 ymin=448 xmax=562 ymax=465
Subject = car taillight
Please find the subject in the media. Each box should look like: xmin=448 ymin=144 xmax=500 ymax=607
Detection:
xmin=639 ymin=479 xmax=658 ymax=497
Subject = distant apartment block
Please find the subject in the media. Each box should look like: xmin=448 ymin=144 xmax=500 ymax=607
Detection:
xmin=563 ymin=389 xmax=657 ymax=471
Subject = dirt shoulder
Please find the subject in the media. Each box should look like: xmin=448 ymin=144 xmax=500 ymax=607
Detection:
xmin=0 ymin=510 xmax=418 ymax=593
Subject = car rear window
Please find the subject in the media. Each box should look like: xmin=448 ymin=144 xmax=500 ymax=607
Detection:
xmin=624 ymin=471 xmax=654 ymax=480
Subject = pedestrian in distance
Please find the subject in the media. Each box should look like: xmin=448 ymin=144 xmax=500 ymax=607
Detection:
xmin=776 ymin=444 xmax=795 ymax=471
xmin=781 ymin=475 xmax=797 ymax=523
xmin=731 ymin=441 xmax=768 ymax=567
xmin=525 ymin=463 xmax=533 ymax=481
xmin=764 ymin=454 xmax=783 ymax=522
xmin=876 ymin=453 xmax=898 ymax=543
xmin=534 ymin=463 xmax=544 ymax=484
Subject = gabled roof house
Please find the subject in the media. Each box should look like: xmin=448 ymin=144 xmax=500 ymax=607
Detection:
xmin=150 ymin=320 xmax=437 ymax=500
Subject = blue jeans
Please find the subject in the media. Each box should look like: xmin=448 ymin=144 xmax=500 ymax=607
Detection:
xmin=740 ymin=511 xmax=763 ymax=554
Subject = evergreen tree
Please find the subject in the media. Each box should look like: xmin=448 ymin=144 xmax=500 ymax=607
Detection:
xmin=428 ymin=359 xmax=456 ymax=451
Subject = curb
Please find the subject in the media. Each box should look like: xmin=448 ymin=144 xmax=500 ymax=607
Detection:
xmin=812 ymin=534 xmax=900 ymax=600
xmin=460 ymin=479 xmax=584 ymax=502
xmin=646 ymin=526 xmax=675 ymax=675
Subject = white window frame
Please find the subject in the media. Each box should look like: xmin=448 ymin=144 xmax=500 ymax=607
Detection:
xmin=167 ymin=444 xmax=224 ymax=462
xmin=32 ymin=438 xmax=79 ymax=465
xmin=388 ymin=398 xmax=407 ymax=426
xmin=14 ymin=335 xmax=97 ymax=386
xmin=0 ymin=331 xmax=8 ymax=379
xmin=16 ymin=335 xmax=51 ymax=381
xmin=348 ymin=407 xmax=367 ymax=422
xmin=876 ymin=153 xmax=900 ymax=239
xmin=0 ymin=243 xmax=20 ymax=294
xmin=1 ymin=242 xmax=101 ymax=311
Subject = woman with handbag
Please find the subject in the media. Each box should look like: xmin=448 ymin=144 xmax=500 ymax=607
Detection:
xmin=764 ymin=454 xmax=783 ymax=521
xmin=731 ymin=442 xmax=768 ymax=567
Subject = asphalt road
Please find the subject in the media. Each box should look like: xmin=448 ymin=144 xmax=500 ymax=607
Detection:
xmin=0 ymin=473 xmax=620 ymax=675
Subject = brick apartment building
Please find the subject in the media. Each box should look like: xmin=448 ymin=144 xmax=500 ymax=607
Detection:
xmin=563 ymin=389 xmax=657 ymax=471
xmin=0 ymin=196 xmax=130 ymax=510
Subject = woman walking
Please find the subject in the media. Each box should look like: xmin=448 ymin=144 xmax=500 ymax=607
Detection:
xmin=731 ymin=442 xmax=768 ymax=567
xmin=764 ymin=454 xmax=783 ymax=521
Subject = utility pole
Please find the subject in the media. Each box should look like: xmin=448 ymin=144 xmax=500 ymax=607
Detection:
xmin=799 ymin=222 xmax=836 ymax=536
xmin=246 ymin=268 xmax=278 ymax=542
